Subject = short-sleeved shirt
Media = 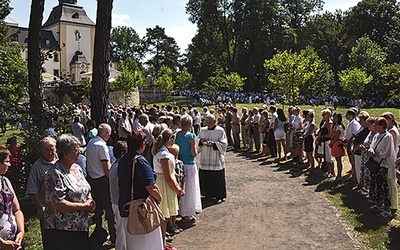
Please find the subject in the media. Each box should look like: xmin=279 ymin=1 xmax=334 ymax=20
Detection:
xmin=109 ymin=162 xmax=119 ymax=205
xmin=118 ymin=152 xmax=156 ymax=218
xmin=86 ymin=136 xmax=110 ymax=179
xmin=44 ymin=163 xmax=91 ymax=231
xmin=26 ymin=157 xmax=57 ymax=205
xmin=153 ymin=146 xmax=175 ymax=174
xmin=176 ymin=133 xmax=196 ymax=165
xmin=346 ymin=119 xmax=361 ymax=141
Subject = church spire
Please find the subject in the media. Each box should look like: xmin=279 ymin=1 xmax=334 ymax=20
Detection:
xmin=59 ymin=0 xmax=77 ymax=5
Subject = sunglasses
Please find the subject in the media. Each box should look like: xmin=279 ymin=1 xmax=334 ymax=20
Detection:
xmin=169 ymin=133 xmax=176 ymax=140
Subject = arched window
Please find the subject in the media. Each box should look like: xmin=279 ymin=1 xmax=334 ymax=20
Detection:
xmin=72 ymin=12 xmax=79 ymax=18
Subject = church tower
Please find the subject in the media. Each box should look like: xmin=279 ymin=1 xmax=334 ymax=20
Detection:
xmin=43 ymin=0 xmax=95 ymax=83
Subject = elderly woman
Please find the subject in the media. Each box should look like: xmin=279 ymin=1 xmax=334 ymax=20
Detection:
xmin=0 ymin=146 xmax=24 ymax=250
xmin=118 ymin=131 xmax=163 ymax=250
xmin=175 ymin=115 xmax=202 ymax=222
xmin=43 ymin=134 xmax=95 ymax=250
xmin=152 ymin=129 xmax=184 ymax=248
xmin=368 ymin=117 xmax=396 ymax=218
xmin=381 ymin=112 xmax=400 ymax=216
xmin=356 ymin=118 xmax=377 ymax=195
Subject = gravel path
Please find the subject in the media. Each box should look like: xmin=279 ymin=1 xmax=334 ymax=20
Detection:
xmin=173 ymin=151 xmax=360 ymax=250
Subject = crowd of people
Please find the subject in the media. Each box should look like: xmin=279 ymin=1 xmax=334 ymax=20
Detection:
xmin=0 ymin=100 xmax=399 ymax=250
xmin=0 ymin=103 xmax=228 ymax=250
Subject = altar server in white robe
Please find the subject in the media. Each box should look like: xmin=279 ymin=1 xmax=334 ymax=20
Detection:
xmin=198 ymin=114 xmax=228 ymax=203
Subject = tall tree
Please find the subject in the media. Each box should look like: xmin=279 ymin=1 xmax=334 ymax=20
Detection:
xmin=110 ymin=26 xmax=143 ymax=63
xmin=110 ymin=58 xmax=145 ymax=92
xmin=233 ymin=0 xmax=281 ymax=91
xmin=343 ymin=0 xmax=400 ymax=62
xmin=154 ymin=65 xmax=175 ymax=96
xmin=28 ymin=0 xmax=46 ymax=134
xmin=277 ymin=0 xmax=324 ymax=51
xmin=348 ymin=35 xmax=387 ymax=76
xmin=91 ymin=0 xmax=114 ymax=125
xmin=304 ymin=10 xmax=346 ymax=92
xmin=175 ymin=68 xmax=193 ymax=91
xmin=143 ymin=25 xmax=180 ymax=76
xmin=0 ymin=0 xmax=28 ymax=107
xmin=186 ymin=0 xmax=238 ymax=74
xmin=339 ymin=68 xmax=372 ymax=98
xmin=264 ymin=46 xmax=332 ymax=104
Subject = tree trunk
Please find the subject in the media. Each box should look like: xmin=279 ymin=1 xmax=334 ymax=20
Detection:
xmin=90 ymin=0 xmax=114 ymax=125
xmin=28 ymin=0 xmax=45 ymax=134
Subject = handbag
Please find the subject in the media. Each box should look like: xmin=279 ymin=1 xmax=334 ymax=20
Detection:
xmin=365 ymin=135 xmax=385 ymax=174
xmin=123 ymin=156 xmax=165 ymax=235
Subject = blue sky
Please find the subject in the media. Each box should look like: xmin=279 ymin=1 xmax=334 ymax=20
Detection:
xmin=8 ymin=0 xmax=359 ymax=52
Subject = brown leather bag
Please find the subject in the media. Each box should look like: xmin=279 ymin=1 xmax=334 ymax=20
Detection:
xmin=123 ymin=156 xmax=165 ymax=235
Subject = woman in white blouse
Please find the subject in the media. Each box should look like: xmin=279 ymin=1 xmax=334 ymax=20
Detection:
xmin=152 ymin=129 xmax=184 ymax=248
xmin=368 ymin=117 xmax=396 ymax=218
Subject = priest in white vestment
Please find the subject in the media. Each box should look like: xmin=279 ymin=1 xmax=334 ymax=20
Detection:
xmin=198 ymin=114 xmax=228 ymax=203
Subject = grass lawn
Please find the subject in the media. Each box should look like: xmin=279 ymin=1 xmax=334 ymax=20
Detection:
xmin=6 ymin=98 xmax=400 ymax=249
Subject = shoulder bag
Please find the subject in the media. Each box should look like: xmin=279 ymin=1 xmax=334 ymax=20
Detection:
xmin=123 ymin=156 xmax=165 ymax=235
xmin=365 ymin=135 xmax=385 ymax=174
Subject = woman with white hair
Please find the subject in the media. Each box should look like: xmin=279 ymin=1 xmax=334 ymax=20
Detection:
xmin=43 ymin=134 xmax=95 ymax=250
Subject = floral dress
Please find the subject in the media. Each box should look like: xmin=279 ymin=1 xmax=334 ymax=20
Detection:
xmin=0 ymin=176 xmax=17 ymax=242
xmin=44 ymin=163 xmax=91 ymax=232
xmin=360 ymin=132 xmax=376 ymax=187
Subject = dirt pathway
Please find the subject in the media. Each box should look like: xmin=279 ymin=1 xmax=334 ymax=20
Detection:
xmin=173 ymin=151 xmax=360 ymax=250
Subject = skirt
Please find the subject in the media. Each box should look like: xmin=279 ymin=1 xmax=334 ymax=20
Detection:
xmin=316 ymin=140 xmax=334 ymax=163
xmin=156 ymin=174 xmax=179 ymax=218
xmin=292 ymin=131 xmax=303 ymax=150
xmin=122 ymin=218 xmax=163 ymax=250
xmin=179 ymin=164 xmax=202 ymax=217
xmin=303 ymin=135 xmax=314 ymax=153
xmin=331 ymin=141 xmax=345 ymax=157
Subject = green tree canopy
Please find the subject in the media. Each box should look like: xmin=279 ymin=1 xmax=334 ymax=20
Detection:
xmin=143 ymin=25 xmax=180 ymax=76
xmin=110 ymin=57 xmax=145 ymax=92
xmin=0 ymin=41 xmax=28 ymax=105
xmin=110 ymin=26 xmax=143 ymax=63
xmin=264 ymin=46 xmax=332 ymax=103
xmin=154 ymin=65 xmax=175 ymax=95
xmin=339 ymin=68 xmax=372 ymax=98
xmin=175 ymin=68 xmax=193 ymax=91
xmin=349 ymin=35 xmax=387 ymax=75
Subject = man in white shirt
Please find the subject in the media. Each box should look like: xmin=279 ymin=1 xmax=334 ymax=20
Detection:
xmin=86 ymin=123 xmax=116 ymax=244
xmin=26 ymin=137 xmax=57 ymax=244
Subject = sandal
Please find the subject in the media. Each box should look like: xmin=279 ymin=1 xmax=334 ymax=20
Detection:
xmin=378 ymin=210 xmax=393 ymax=219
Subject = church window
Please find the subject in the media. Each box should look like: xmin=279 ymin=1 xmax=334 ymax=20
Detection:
xmin=53 ymin=52 xmax=59 ymax=62
xmin=72 ymin=12 xmax=79 ymax=18
xmin=53 ymin=69 xmax=59 ymax=77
